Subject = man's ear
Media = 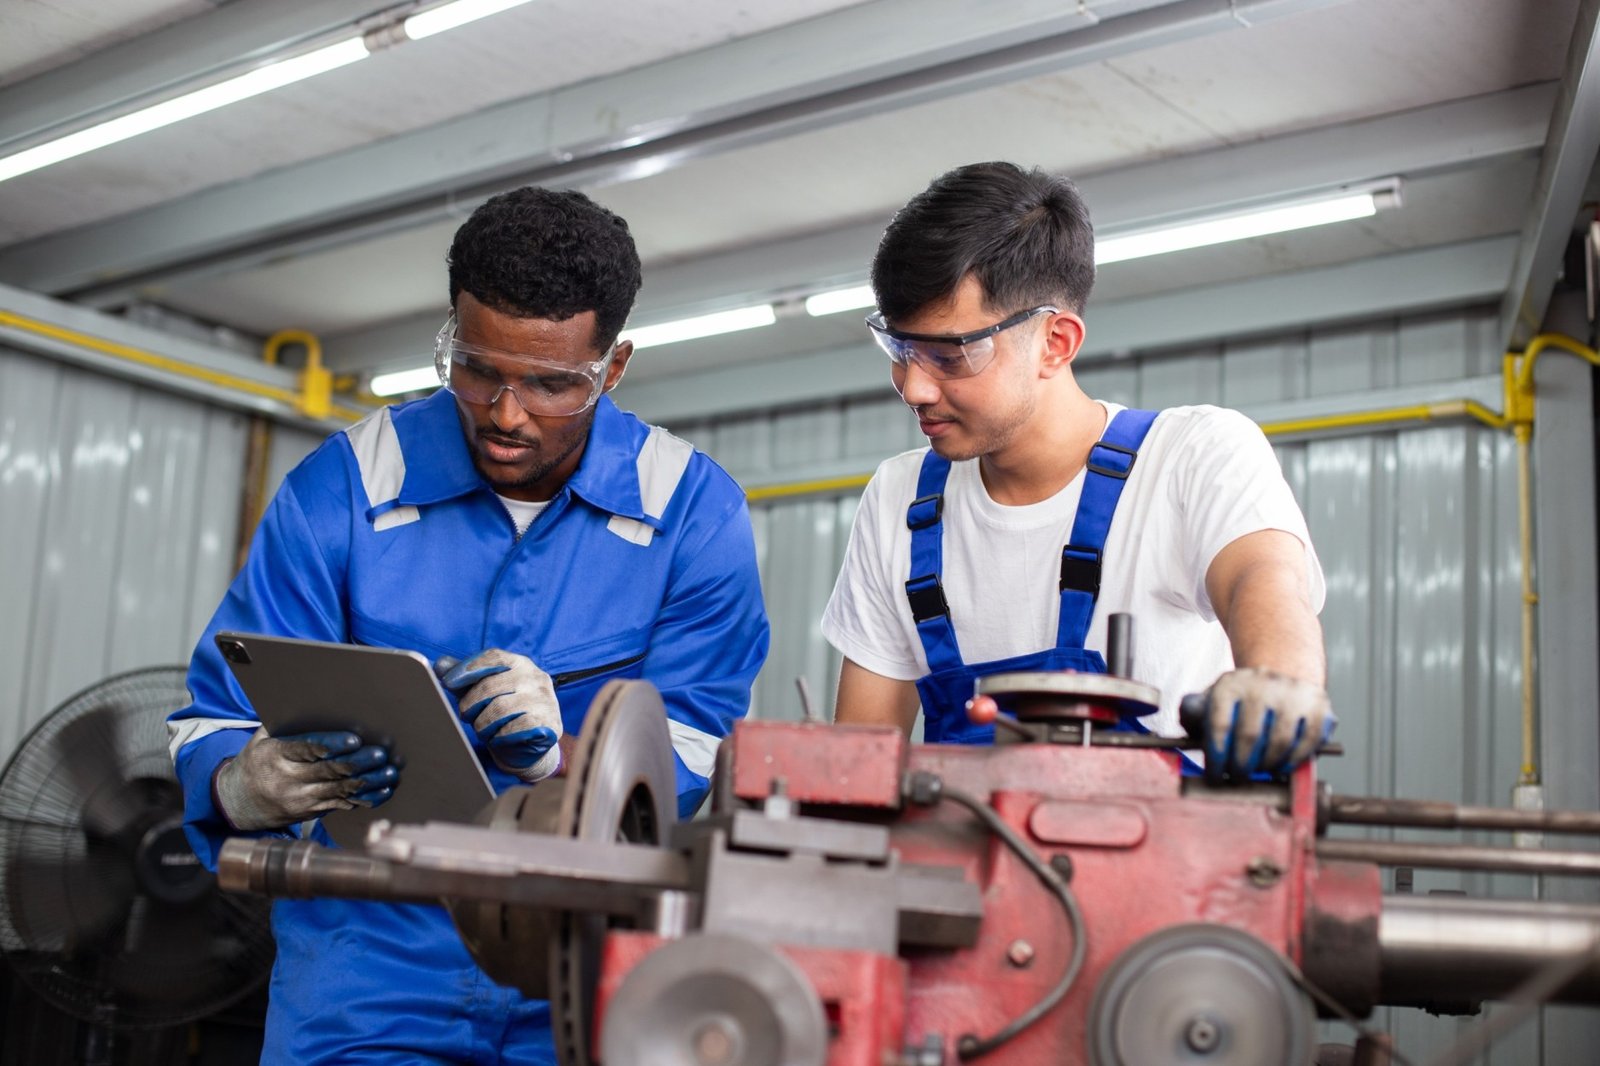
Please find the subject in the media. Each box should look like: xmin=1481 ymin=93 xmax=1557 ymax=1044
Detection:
xmin=602 ymin=339 xmax=635 ymax=392
xmin=1037 ymin=310 xmax=1086 ymax=378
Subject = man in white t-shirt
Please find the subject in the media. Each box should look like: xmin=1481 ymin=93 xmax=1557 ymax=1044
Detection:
xmin=821 ymin=162 xmax=1332 ymax=782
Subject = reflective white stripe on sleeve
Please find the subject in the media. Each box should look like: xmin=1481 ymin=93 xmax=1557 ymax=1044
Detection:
xmin=167 ymin=716 xmax=259 ymax=764
xmin=344 ymin=407 xmax=420 ymax=531
xmin=608 ymin=426 xmax=694 ymax=545
xmin=668 ymin=719 xmax=722 ymax=779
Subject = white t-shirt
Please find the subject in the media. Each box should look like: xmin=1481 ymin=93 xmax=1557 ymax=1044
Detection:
xmin=496 ymin=495 xmax=550 ymax=537
xmin=821 ymin=402 xmax=1326 ymax=737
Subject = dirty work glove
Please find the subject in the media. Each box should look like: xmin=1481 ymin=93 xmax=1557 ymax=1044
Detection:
xmin=436 ymin=649 xmax=563 ymax=782
xmin=214 ymin=729 xmax=397 ymax=831
xmin=1202 ymin=668 xmax=1334 ymax=784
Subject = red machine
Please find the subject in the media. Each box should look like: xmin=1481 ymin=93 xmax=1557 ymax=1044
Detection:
xmin=220 ymin=656 xmax=1600 ymax=1066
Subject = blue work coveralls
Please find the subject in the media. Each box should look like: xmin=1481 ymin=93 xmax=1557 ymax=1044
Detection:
xmin=168 ymin=389 xmax=770 ymax=1064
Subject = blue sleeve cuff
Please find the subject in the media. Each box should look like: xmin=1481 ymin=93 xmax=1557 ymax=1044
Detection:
xmin=174 ymin=727 xmax=260 ymax=869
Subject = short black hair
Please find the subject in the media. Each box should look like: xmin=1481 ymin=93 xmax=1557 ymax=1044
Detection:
xmin=871 ymin=162 xmax=1096 ymax=321
xmin=447 ymin=186 xmax=643 ymax=352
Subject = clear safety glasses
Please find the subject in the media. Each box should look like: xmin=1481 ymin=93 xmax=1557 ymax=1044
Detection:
xmin=434 ymin=315 xmax=614 ymax=417
xmin=865 ymin=305 xmax=1058 ymax=380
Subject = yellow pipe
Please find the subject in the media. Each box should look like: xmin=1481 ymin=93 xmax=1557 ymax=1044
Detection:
xmin=264 ymin=328 xmax=336 ymax=420
xmin=1259 ymin=400 xmax=1510 ymax=437
xmin=1516 ymin=423 xmax=1537 ymax=784
xmin=1511 ymin=332 xmax=1600 ymax=397
xmin=0 ymin=310 xmax=367 ymax=422
xmin=745 ymin=473 xmax=873 ymax=503
xmin=1501 ymin=332 xmax=1598 ymax=787
xmin=744 ymin=399 xmax=1512 ymax=504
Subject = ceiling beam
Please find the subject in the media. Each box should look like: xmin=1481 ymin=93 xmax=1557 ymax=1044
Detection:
xmin=321 ymin=86 xmax=1551 ymax=374
xmin=1498 ymin=0 xmax=1600 ymax=351
xmin=0 ymin=0 xmax=1358 ymax=301
xmin=0 ymin=0 xmax=395 ymax=152
xmin=616 ymin=235 xmax=1519 ymax=424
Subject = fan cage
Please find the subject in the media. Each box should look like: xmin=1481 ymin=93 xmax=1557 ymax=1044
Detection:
xmin=0 ymin=666 xmax=275 ymax=1028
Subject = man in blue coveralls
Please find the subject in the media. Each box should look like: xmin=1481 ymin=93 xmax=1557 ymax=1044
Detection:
xmin=168 ymin=186 xmax=770 ymax=1063
xmin=823 ymin=162 xmax=1331 ymax=781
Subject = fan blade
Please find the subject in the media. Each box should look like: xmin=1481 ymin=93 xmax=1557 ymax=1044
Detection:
xmin=48 ymin=702 xmax=142 ymax=839
xmin=5 ymin=835 xmax=138 ymax=952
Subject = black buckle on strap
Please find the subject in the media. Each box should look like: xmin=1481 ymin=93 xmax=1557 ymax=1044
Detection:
xmin=1060 ymin=545 xmax=1102 ymax=597
xmin=906 ymin=493 xmax=944 ymax=531
xmin=904 ymin=574 xmax=951 ymax=622
xmin=1087 ymin=439 xmax=1138 ymax=480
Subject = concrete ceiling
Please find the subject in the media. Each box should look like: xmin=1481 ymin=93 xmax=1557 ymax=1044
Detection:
xmin=0 ymin=0 xmax=1594 ymax=422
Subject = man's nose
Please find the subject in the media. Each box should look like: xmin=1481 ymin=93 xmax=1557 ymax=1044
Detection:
xmin=895 ymin=360 xmax=942 ymax=407
xmin=489 ymin=385 xmax=530 ymax=428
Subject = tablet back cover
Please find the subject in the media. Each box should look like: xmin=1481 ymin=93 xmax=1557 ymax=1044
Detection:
xmin=216 ymin=631 xmax=493 ymax=848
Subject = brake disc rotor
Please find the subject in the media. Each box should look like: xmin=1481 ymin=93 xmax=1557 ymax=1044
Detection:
xmin=1088 ymin=924 xmax=1314 ymax=1066
xmin=444 ymin=679 xmax=676 ymax=1065
xmin=600 ymin=932 xmax=827 ymax=1066
xmin=548 ymin=680 xmax=677 ymax=1066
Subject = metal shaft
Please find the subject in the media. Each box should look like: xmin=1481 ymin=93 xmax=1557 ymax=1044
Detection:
xmin=1316 ymin=838 xmax=1600 ymax=877
xmin=1379 ymin=894 xmax=1600 ymax=1006
xmin=1326 ymin=794 xmax=1600 ymax=836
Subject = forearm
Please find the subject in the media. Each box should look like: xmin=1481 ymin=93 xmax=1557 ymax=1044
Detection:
xmin=1218 ymin=561 xmax=1325 ymax=685
xmin=833 ymin=659 xmax=920 ymax=736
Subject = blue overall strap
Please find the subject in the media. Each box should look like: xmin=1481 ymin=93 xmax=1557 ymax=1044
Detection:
xmin=905 ymin=450 xmax=963 ymax=673
xmin=1057 ymin=408 xmax=1161 ymax=649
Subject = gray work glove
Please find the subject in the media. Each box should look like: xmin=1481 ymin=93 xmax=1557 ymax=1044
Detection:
xmin=213 ymin=729 xmax=397 ymax=831
xmin=1202 ymin=667 xmax=1334 ymax=784
xmin=436 ymin=649 xmax=563 ymax=782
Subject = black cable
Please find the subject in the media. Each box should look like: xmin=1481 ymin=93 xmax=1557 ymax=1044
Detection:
xmin=906 ymin=773 xmax=1087 ymax=1060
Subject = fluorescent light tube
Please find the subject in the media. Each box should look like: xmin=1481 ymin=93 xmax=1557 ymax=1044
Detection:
xmin=621 ymin=305 xmax=777 ymax=350
xmin=805 ymin=285 xmax=876 ymax=317
xmin=405 ymin=0 xmax=539 ymax=39
xmin=370 ymin=365 xmax=440 ymax=397
xmin=0 ymin=38 xmax=370 ymax=184
xmin=1094 ymin=190 xmax=1383 ymax=265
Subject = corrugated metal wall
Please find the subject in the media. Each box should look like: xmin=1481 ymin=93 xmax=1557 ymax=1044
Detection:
xmin=674 ymin=305 xmax=1569 ymax=1063
xmin=0 ymin=343 xmax=321 ymax=757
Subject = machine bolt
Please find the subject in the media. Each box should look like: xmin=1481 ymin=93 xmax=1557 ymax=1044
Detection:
xmin=1246 ymin=857 xmax=1283 ymax=888
xmin=693 ymin=1019 xmax=737 ymax=1065
xmin=1184 ymin=1015 xmax=1222 ymax=1053
xmin=1050 ymin=853 xmax=1075 ymax=882
xmin=1006 ymin=939 xmax=1036 ymax=968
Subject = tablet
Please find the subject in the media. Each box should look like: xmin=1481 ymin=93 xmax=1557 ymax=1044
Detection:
xmin=215 ymin=631 xmax=494 ymax=849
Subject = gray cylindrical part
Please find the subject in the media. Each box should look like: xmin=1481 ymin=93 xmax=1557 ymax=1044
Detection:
xmin=1379 ymin=894 xmax=1600 ymax=1007
xmin=1107 ymin=613 xmax=1132 ymax=677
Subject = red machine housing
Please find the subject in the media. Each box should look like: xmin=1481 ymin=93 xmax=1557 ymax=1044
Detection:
xmin=591 ymin=719 xmax=1381 ymax=1064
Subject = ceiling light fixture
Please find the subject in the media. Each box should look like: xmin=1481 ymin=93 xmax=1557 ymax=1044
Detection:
xmin=0 ymin=0 xmax=540 ymax=184
xmin=803 ymin=182 xmax=1402 ymax=317
xmin=405 ymin=0 xmax=538 ymax=39
xmin=1093 ymin=182 xmax=1401 ymax=265
xmin=804 ymin=285 xmax=876 ymax=317
xmin=370 ymin=301 xmax=778 ymax=397
xmin=370 ymin=365 xmax=442 ymax=398
xmin=620 ymin=304 xmax=777 ymax=350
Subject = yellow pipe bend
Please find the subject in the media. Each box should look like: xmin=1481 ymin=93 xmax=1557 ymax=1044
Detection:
xmin=264 ymin=328 xmax=335 ymax=420
xmin=0 ymin=310 xmax=366 ymax=422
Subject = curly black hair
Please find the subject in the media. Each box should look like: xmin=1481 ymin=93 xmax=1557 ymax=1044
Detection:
xmin=447 ymin=186 xmax=643 ymax=352
xmin=872 ymin=162 xmax=1096 ymax=321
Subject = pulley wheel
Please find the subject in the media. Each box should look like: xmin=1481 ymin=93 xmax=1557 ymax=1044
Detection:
xmin=978 ymin=670 xmax=1159 ymax=725
xmin=1089 ymin=924 xmax=1314 ymax=1066
xmin=600 ymin=932 xmax=827 ymax=1066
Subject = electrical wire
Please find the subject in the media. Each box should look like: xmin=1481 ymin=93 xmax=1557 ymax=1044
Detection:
xmin=906 ymin=774 xmax=1087 ymax=1060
